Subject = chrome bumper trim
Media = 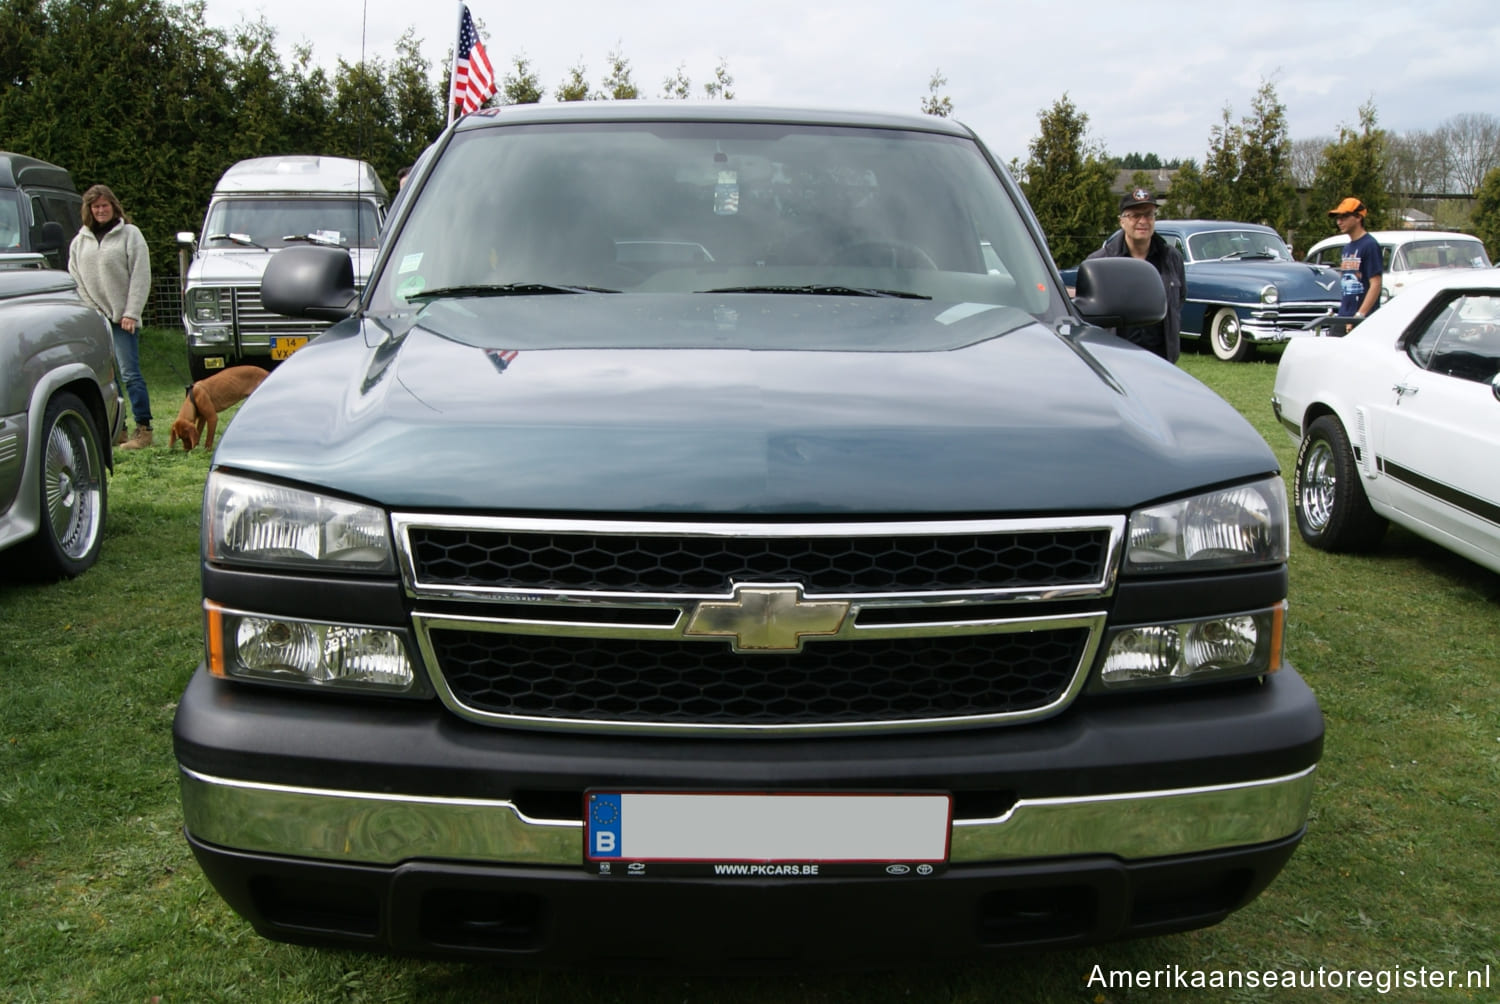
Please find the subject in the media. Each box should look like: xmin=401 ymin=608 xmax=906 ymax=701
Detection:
xmin=950 ymin=766 xmax=1315 ymax=861
xmin=180 ymin=765 xmax=1315 ymax=867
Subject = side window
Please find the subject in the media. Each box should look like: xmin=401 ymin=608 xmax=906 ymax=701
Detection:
xmin=1409 ymin=293 xmax=1500 ymax=384
xmin=27 ymin=194 xmax=44 ymax=241
xmin=0 ymin=194 xmax=21 ymax=249
xmin=41 ymin=194 xmax=81 ymax=229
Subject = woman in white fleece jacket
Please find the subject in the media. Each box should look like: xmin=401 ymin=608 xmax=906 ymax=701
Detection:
xmin=69 ymin=184 xmax=153 ymax=449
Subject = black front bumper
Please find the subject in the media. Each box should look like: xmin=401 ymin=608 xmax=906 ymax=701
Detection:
xmin=174 ymin=665 xmax=1323 ymax=962
xmin=187 ymin=831 xmax=1305 ymax=964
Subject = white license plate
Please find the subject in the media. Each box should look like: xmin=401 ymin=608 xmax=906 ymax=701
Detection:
xmin=585 ymin=791 xmax=951 ymax=873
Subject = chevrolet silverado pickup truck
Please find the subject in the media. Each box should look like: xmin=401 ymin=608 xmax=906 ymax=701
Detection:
xmin=172 ymin=103 xmax=1323 ymax=964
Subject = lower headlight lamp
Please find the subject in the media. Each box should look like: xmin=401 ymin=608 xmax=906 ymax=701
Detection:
xmin=1097 ymin=603 xmax=1284 ymax=690
xmin=207 ymin=602 xmax=424 ymax=694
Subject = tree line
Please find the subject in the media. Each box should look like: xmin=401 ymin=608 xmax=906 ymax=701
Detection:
xmin=6 ymin=4 xmax=1496 ymax=277
xmin=0 ymin=0 xmax=734 ymax=271
xmin=993 ymin=81 xmax=1500 ymax=266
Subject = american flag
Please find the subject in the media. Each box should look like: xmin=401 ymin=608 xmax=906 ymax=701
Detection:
xmin=451 ymin=5 xmax=496 ymax=116
xmin=486 ymin=349 xmax=519 ymax=374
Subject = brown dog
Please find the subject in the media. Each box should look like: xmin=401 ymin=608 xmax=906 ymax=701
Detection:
xmin=169 ymin=365 xmax=268 ymax=451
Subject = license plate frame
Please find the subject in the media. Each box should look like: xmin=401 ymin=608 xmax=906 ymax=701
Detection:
xmin=584 ymin=790 xmax=951 ymax=878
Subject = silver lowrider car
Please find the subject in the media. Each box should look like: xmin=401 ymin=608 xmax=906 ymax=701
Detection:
xmin=0 ymin=267 xmax=122 ymax=578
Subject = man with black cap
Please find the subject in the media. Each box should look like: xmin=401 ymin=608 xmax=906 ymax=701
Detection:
xmin=1328 ymin=197 xmax=1382 ymax=318
xmin=1085 ymin=187 xmax=1185 ymax=362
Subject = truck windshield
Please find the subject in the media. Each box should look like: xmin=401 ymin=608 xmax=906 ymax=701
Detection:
xmin=203 ymin=198 xmax=382 ymax=249
xmin=373 ymin=121 xmax=1057 ymax=316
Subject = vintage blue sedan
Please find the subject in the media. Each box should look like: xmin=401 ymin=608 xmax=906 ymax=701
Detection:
xmin=1066 ymin=221 xmax=1343 ymax=361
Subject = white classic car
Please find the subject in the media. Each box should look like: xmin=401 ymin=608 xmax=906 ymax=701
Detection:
xmin=1304 ymin=230 xmax=1491 ymax=304
xmin=1272 ymin=268 xmax=1500 ymax=573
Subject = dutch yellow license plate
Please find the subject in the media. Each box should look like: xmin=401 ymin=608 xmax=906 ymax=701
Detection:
xmin=270 ymin=337 xmax=308 ymax=360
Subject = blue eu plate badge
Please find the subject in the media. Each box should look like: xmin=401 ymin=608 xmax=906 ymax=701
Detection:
xmin=590 ymin=793 xmax=622 ymax=858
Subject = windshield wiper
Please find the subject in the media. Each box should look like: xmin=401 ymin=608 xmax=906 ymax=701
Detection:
xmin=282 ymin=233 xmax=343 ymax=247
xmin=405 ymin=282 xmax=621 ymax=302
xmin=1215 ymin=250 xmax=1279 ymax=261
xmin=207 ymin=232 xmax=267 ymax=250
xmin=699 ymin=284 xmax=931 ymax=300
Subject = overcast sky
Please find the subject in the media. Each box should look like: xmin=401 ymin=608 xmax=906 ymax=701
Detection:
xmin=197 ymin=0 xmax=1499 ymax=164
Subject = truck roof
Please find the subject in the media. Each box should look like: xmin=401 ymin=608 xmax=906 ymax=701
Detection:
xmin=213 ymin=156 xmax=387 ymax=200
xmin=0 ymin=151 xmax=77 ymax=192
xmin=452 ymin=101 xmax=977 ymax=137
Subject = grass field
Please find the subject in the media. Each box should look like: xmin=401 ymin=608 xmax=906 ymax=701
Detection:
xmin=2 ymin=330 xmax=1498 ymax=1002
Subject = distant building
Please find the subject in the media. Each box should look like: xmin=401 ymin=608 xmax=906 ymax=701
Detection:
xmin=1112 ymin=168 xmax=1178 ymax=203
xmin=1391 ymin=207 xmax=1435 ymax=230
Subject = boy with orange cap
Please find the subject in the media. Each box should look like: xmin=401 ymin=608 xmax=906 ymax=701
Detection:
xmin=1329 ymin=197 xmax=1382 ymax=318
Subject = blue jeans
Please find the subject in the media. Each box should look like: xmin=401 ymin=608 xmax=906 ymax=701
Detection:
xmin=112 ymin=322 xmax=152 ymax=427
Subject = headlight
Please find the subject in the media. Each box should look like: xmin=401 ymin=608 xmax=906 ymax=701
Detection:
xmin=206 ymin=602 xmax=424 ymax=694
xmin=188 ymin=286 xmax=224 ymax=323
xmin=1260 ymin=284 xmax=1279 ymax=305
xmin=1095 ymin=603 xmax=1285 ymax=690
xmin=205 ymin=471 xmax=394 ymax=572
xmin=1125 ymin=476 xmax=1288 ymax=573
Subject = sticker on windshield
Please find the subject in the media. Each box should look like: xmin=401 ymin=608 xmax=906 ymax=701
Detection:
xmin=312 ymin=229 xmax=342 ymax=245
xmin=714 ymin=170 xmax=739 ymax=215
xmin=399 ymin=252 xmax=424 ymax=274
xmin=396 ymin=274 xmax=427 ymax=301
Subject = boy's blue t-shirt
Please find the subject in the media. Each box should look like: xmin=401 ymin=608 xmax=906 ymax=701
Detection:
xmin=1338 ymin=232 xmax=1383 ymax=315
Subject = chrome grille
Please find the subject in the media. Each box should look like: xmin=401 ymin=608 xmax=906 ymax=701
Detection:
xmin=397 ymin=515 xmax=1123 ymax=735
xmin=1244 ymin=302 xmax=1338 ymax=337
xmin=231 ymin=286 xmax=331 ymax=343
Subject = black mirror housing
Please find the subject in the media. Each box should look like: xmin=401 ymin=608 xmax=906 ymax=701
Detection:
xmin=36 ymin=220 xmax=65 ymax=253
xmin=1071 ymin=257 xmax=1167 ymax=328
xmin=262 ymin=246 xmax=358 ymax=321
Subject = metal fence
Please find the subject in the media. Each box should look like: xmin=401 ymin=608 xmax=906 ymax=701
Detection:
xmin=145 ymin=274 xmax=183 ymax=329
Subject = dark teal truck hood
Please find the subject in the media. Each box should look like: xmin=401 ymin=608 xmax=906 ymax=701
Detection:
xmin=213 ymin=294 xmax=1277 ymax=514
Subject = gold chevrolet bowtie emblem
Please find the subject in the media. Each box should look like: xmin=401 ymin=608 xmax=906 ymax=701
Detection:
xmin=684 ymin=585 xmax=850 ymax=652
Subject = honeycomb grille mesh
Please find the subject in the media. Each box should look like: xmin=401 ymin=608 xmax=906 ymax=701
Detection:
xmin=431 ymin=628 xmax=1089 ymax=726
xmin=408 ymin=527 xmax=1110 ymax=594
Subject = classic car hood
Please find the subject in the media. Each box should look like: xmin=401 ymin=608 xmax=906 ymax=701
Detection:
xmin=1191 ymin=260 xmax=1342 ymax=302
xmin=215 ymin=295 xmax=1277 ymax=514
xmin=189 ymin=247 xmax=378 ymax=285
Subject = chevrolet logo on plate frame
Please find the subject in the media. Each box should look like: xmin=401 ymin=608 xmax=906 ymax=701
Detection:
xmin=683 ymin=584 xmax=850 ymax=653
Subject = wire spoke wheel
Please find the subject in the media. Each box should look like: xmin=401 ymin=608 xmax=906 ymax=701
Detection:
xmin=44 ymin=406 xmax=104 ymax=560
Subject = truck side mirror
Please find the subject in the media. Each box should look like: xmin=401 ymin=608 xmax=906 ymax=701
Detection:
xmin=1071 ymin=257 xmax=1167 ymax=328
xmin=36 ymin=221 xmax=65 ymax=253
xmin=262 ymin=245 xmax=358 ymax=321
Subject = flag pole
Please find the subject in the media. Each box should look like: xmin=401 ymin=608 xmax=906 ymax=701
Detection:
xmin=447 ymin=2 xmax=464 ymax=128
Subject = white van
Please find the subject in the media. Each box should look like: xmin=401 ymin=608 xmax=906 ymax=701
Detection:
xmin=178 ymin=156 xmax=386 ymax=380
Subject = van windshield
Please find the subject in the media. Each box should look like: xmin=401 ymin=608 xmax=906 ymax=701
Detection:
xmin=203 ymin=198 xmax=381 ymax=249
xmin=373 ymin=120 xmax=1057 ymax=316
